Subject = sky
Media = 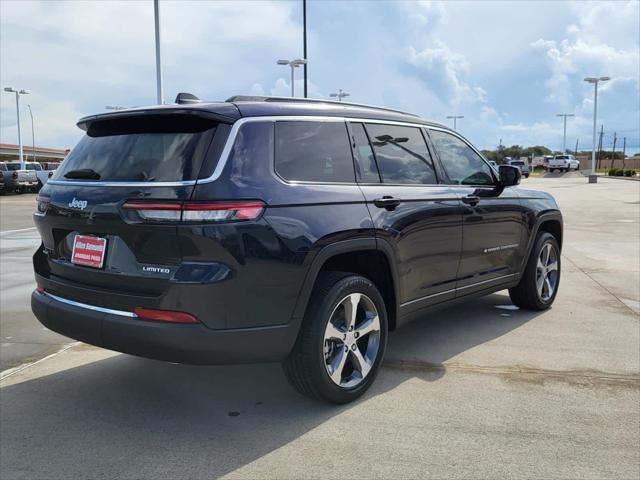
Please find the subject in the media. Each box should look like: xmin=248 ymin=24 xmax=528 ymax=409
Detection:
xmin=1 ymin=0 xmax=639 ymax=154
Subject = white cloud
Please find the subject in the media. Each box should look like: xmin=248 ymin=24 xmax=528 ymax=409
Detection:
xmin=405 ymin=43 xmax=486 ymax=106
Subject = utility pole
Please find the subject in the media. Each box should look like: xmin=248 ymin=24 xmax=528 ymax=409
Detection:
xmin=575 ymin=138 xmax=579 ymax=156
xmin=330 ymin=89 xmax=350 ymax=101
xmin=303 ymin=0 xmax=308 ymax=98
xmin=27 ymin=104 xmax=36 ymax=162
xmin=622 ymin=137 xmax=626 ymax=170
xmin=154 ymin=0 xmax=164 ymax=105
xmin=597 ymin=124 xmax=604 ymax=171
xmin=611 ymin=132 xmax=617 ymax=169
xmin=556 ymin=113 xmax=574 ymax=152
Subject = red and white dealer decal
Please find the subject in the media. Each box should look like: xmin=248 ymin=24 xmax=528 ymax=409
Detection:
xmin=71 ymin=235 xmax=107 ymax=269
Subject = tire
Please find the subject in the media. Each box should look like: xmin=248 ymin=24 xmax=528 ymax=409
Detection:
xmin=509 ymin=232 xmax=561 ymax=310
xmin=283 ymin=271 xmax=388 ymax=404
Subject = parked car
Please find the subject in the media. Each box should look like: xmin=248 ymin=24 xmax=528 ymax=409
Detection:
xmin=507 ymin=159 xmax=530 ymax=178
xmin=26 ymin=162 xmax=59 ymax=191
xmin=0 ymin=163 xmax=6 ymax=194
xmin=0 ymin=162 xmax=38 ymax=193
xmin=32 ymin=95 xmax=563 ymax=404
xmin=547 ymin=154 xmax=579 ymax=172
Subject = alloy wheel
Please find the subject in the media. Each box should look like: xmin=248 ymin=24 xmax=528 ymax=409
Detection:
xmin=323 ymin=293 xmax=381 ymax=388
xmin=536 ymin=242 xmax=559 ymax=302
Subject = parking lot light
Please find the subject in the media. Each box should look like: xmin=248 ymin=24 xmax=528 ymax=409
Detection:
xmin=277 ymin=58 xmax=308 ymax=97
xmin=584 ymin=76 xmax=610 ymax=183
xmin=330 ymin=89 xmax=350 ymax=102
xmin=3 ymin=87 xmax=30 ymax=169
xmin=446 ymin=115 xmax=464 ymax=130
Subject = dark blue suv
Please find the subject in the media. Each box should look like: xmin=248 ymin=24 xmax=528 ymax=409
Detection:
xmin=32 ymin=95 xmax=562 ymax=403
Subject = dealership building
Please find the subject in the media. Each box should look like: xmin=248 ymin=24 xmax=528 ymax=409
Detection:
xmin=0 ymin=143 xmax=67 ymax=163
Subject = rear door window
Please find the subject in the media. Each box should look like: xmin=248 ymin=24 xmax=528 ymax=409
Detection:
xmin=54 ymin=114 xmax=218 ymax=182
xmin=365 ymin=124 xmax=437 ymax=185
xmin=275 ymin=121 xmax=355 ymax=183
xmin=350 ymin=123 xmax=380 ymax=183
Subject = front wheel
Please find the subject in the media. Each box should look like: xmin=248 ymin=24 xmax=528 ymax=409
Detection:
xmin=283 ymin=272 xmax=388 ymax=404
xmin=509 ymin=232 xmax=561 ymax=310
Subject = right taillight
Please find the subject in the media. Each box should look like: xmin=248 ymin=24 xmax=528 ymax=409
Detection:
xmin=122 ymin=200 xmax=266 ymax=223
xmin=12 ymin=171 xmax=18 ymax=179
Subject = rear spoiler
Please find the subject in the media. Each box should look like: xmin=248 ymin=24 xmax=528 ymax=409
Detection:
xmin=76 ymin=105 xmax=241 ymax=131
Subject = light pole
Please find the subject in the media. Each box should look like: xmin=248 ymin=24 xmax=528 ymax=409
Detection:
xmin=446 ymin=115 xmax=464 ymax=130
xmin=154 ymin=0 xmax=164 ymax=104
xmin=3 ymin=87 xmax=30 ymax=168
xmin=330 ymin=89 xmax=350 ymax=102
xmin=27 ymin=104 xmax=36 ymax=162
xmin=584 ymin=76 xmax=610 ymax=183
xmin=556 ymin=113 xmax=574 ymax=153
xmin=277 ymin=59 xmax=308 ymax=97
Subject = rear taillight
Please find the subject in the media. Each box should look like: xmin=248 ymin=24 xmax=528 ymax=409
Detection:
xmin=134 ymin=307 xmax=199 ymax=324
xmin=12 ymin=171 xmax=18 ymax=179
xmin=36 ymin=195 xmax=50 ymax=215
xmin=122 ymin=200 xmax=265 ymax=223
xmin=0 ymin=172 xmax=3 ymax=179
xmin=48 ymin=171 xmax=53 ymax=178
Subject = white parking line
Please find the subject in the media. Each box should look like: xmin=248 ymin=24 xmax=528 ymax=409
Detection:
xmin=0 ymin=342 xmax=80 ymax=382
xmin=0 ymin=227 xmax=37 ymax=235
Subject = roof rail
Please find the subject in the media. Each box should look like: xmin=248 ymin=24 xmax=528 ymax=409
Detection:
xmin=225 ymin=95 xmax=420 ymax=118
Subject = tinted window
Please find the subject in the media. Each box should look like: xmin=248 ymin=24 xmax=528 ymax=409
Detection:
xmin=55 ymin=114 xmax=217 ymax=182
xmin=275 ymin=121 xmax=355 ymax=183
xmin=365 ymin=124 xmax=437 ymax=185
xmin=430 ymin=130 xmax=494 ymax=185
xmin=351 ymin=123 xmax=380 ymax=183
xmin=6 ymin=164 xmax=22 ymax=171
xmin=26 ymin=163 xmax=42 ymax=171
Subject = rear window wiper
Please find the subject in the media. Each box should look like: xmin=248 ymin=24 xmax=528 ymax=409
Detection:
xmin=64 ymin=169 xmax=101 ymax=180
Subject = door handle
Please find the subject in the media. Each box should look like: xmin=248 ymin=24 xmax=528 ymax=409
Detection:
xmin=373 ymin=196 xmax=401 ymax=211
xmin=461 ymin=195 xmax=480 ymax=206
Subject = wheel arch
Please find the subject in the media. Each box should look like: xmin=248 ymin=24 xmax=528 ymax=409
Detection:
xmin=519 ymin=210 xmax=563 ymax=273
xmin=292 ymin=238 xmax=400 ymax=331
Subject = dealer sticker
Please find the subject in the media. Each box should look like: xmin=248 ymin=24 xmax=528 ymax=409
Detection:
xmin=71 ymin=235 xmax=107 ymax=269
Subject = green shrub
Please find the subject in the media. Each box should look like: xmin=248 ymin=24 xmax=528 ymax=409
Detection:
xmin=608 ymin=168 xmax=624 ymax=176
xmin=624 ymin=169 xmax=636 ymax=177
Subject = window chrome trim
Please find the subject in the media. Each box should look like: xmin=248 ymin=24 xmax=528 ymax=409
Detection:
xmin=47 ymin=115 xmax=439 ymax=188
xmin=41 ymin=291 xmax=138 ymax=318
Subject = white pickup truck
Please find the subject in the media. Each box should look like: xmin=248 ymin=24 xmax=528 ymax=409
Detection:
xmin=26 ymin=162 xmax=60 ymax=191
xmin=547 ymin=154 xmax=580 ymax=172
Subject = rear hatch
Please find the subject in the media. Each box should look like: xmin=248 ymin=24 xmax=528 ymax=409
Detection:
xmin=34 ymin=111 xmax=232 ymax=307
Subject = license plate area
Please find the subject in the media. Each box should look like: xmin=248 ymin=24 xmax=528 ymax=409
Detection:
xmin=71 ymin=235 xmax=107 ymax=269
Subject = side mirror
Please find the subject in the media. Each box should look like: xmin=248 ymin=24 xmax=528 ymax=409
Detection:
xmin=499 ymin=165 xmax=521 ymax=187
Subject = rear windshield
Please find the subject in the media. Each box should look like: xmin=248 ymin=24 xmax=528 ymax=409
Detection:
xmin=6 ymin=164 xmax=23 ymax=171
xmin=511 ymin=161 xmax=524 ymax=165
xmin=26 ymin=163 xmax=41 ymax=171
xmin=55 ymin=114 xmax=218 ymax=182
xmin=555 ymin=156 xmax=569 ymax=160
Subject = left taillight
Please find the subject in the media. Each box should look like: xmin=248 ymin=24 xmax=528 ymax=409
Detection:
xmin=122 ymin=200 xmax=266 ymax=223
xmin=36 ymin=195 xmax=50 ymax=215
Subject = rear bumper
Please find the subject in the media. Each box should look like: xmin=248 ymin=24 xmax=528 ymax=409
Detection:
xmin=31 ymin=290 xmax=299 ymax=365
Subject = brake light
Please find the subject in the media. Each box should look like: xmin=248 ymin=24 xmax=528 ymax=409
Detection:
xmin=134 ymin=307 xmax=199 ymax=324
xmin=12 ymin=171 xmax=18 ymax=179
xmin=48 ymin=171 xmax=54 ymax=178
xmin=122 ymin=200 xmax=265 ymax=222
xmin=36 ymin=195 xmax=50 ymax=215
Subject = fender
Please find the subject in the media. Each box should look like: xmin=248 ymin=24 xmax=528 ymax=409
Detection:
xmin=290 ymin=237 xmax=400 ymax=324
xmin=519 ymin=210 xmax=563 ymax=273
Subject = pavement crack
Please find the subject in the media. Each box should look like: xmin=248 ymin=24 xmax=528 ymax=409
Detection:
xmin=383 ymin=359 xmax=640 ymax=389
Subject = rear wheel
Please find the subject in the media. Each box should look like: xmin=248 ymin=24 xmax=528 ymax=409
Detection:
xmin=509 ymin=232 xmax=560 ymax=310
xmin=283 ymin=272 xmax=388 ymax=404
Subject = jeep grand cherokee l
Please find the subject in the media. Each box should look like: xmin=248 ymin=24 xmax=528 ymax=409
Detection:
xmin=32 ymin=95 xmax=563 ymax=404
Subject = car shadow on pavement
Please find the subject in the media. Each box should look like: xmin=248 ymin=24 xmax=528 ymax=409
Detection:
xmin=0 ymin=291 xmax=545 ymax=479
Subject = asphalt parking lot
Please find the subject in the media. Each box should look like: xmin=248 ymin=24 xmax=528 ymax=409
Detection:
xmin=1 ymin=176 xmax=639 ymax=479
